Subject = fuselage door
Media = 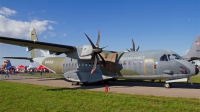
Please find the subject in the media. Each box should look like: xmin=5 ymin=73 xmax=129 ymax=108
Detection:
xmin=144 ymin=58 xmax=154 ymax=75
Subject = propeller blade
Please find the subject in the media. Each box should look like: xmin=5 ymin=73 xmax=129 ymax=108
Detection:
xmin=126 ymin=48 xmax=130 ymax=52
xmin=84 ymin=33 xmax=96 ymax=48
xmin=96 ymin=30 xmax=100 ymax=48
xmin=91 ymin=55 xmax=97 ymax=74
xmin=101 ymin=46 xmax=108 ymax=49
xmin=132 ymin=39 xmax=135 ymax=51
xmin=98 ymin=54 xmax=106 ymax=67
xmin=136 ymin=46 xmax=140 ymax=51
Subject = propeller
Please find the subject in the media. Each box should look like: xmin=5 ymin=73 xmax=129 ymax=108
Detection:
xmin=84 ymin=31 xmax=107 ymax=74
xmin=126 ymin=39 xmax=140 ymax=52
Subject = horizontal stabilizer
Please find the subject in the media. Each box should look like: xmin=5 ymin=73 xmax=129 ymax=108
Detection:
xmin=2 ymin=57 xmax=33 ymax=62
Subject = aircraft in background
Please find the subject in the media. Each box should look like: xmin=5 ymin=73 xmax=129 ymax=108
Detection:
xmin=27 ymin=64 xmax=37 ymax=70
xmin=181 ymin=37 xmax=200 ymax=61
xmin=0 ymin=28 xmax=199 ymax=88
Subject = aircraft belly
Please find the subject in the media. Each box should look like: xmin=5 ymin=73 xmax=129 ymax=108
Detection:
xmin=64 ymin=68 xmax=105 ymax=83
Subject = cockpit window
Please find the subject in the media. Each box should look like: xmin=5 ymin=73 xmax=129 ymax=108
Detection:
xmin=160 ymin=54 xmax=168 ymax=61
xmin=167 ymin=54 xmax=182 ymax=60
xmin=172 ymin=54 xmax=182 ymax=59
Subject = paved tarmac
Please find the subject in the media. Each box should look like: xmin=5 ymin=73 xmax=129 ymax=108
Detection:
xmin=1 ymin=74 xmax=200 ymax=99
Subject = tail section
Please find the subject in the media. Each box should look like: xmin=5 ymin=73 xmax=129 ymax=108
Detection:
xmin=29 ymin=27 xmax=54 ymax=58
xmin=182 ymin=35 xmax=200 ymax=61
xmin=30 ymin=27 xmax=40 ymax=58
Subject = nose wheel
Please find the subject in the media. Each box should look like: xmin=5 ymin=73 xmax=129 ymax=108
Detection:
xmin=164 ymin=83 xmax=172 ymax=88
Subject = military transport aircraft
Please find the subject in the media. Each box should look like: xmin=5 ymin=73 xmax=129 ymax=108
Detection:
xmin=0 ymin=28 xmax=199 ymax=88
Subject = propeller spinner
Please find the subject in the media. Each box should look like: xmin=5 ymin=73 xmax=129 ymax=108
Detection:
xmin=84 ymin=31 xmax=107 ymax=74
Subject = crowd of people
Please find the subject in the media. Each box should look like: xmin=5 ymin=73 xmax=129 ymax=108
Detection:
xmin=0 ymin=67 xmax=50 ymax=77
xmin=28 ymin=68 xmax=49 ymax=76
xmin=1 ymin=60 xmax=51 ymax=78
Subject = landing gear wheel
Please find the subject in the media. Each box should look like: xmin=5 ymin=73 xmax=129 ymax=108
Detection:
xmin=81 ymin=82 xmax=88 ymax=86
xmin=164 ymin=83 xmax=172 ymax=88
xmin=71 ymin=82 xmax=79 ymax=85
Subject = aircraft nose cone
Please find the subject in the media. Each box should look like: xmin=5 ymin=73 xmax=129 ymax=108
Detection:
xmin=195 ymin=65 xmax=199 ymax=75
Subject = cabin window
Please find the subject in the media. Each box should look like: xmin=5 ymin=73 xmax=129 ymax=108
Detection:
xmin=85 ymin=63 xmax=87 ymax=66
xmin=134 ymin=61 xmax=137 ymax=65
xmin=82 ymin=63 xmax=84 ymax=66
xmin=160 ymin=54 xmax=168 ymax=61
xmin=75 ymin=63 xmax=77 ymax=67
xmin=78 ymin=63 xmax=80 ymax=66
xmin=69 ymin=63 xmax=71 ymax=66
xmin=89 ymin=63 xmax=91 ymax=66
xmin=66 ymin=63 xmax=68 ymax=66
xmin=63 ymin=64 xmax=65 ymax=67
xmin=139 ymin=61 xmax=142 ymax=65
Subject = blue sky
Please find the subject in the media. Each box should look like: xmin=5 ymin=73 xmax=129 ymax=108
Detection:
xmin=0 ymin=0 xmax=199 ymax=66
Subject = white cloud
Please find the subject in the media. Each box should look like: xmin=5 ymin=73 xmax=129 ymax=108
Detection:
xmin=63 ymin=33 xmax=66 ymax=37
xmin=48 ymin=25 xmax=53 ymax=30
xmin=0 ymin=7 xmax=17 ymax=16
xmin=0 ymin=7 xmax=55 ymax=39
xmin=48 ymin=32 xmax=56 ymax=37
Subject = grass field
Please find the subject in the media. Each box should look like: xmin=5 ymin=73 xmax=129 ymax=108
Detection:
xmin=0 ymin=81 xmax=199 ymax=112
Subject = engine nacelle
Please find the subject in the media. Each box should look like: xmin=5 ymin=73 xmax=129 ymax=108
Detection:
xmin=66 ymin=45 xmax=93 ymax=60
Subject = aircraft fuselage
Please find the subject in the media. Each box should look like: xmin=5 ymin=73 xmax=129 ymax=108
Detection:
xmin=33 ymin=50 xmax=198 ymax=83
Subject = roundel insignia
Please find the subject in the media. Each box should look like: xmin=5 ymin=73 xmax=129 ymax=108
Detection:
xmin=196 ymin=42 xmax=200 ymax=45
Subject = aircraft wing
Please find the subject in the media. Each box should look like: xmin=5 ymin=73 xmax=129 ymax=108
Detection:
xmin=0 ymin=36 xmax=76 ymax=54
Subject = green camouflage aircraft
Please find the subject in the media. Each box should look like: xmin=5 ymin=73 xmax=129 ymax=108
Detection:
xmin=0 ymin=28 xmax=199 ymax=88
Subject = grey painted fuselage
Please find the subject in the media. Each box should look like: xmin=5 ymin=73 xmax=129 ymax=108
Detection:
xmin=33 ymin=49 xmax=198 ymax=83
